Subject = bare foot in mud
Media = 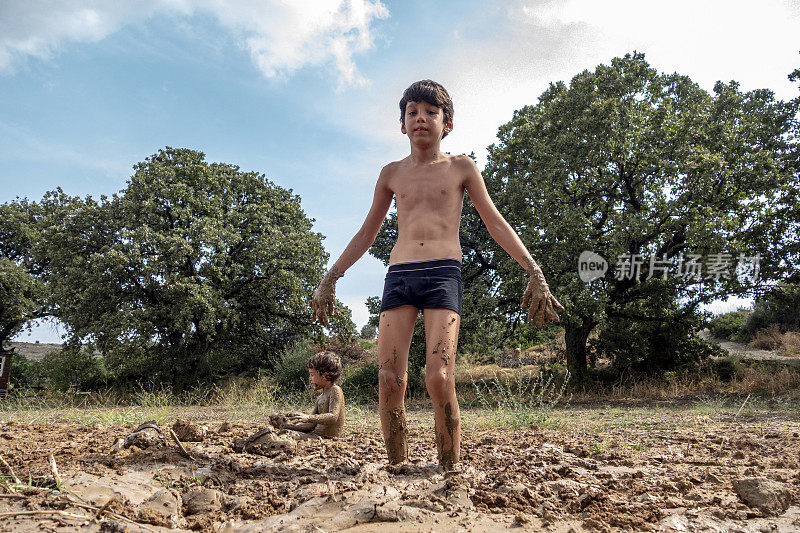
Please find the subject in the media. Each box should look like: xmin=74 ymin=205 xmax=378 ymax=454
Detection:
xmin=383 ymin=407 xmax=408 ymax=465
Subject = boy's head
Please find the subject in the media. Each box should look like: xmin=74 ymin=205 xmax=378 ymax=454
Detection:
xmin=399 ymin=80 xmax=454 ymax=138
xmin=306 ymin=350 xmax=342 ymax=387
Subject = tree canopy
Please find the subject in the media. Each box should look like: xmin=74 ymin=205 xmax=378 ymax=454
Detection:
xmin=12 ymin=148 xmax=329 ymax=388
xmin=481 ymin=52 xmax=798 ymax=382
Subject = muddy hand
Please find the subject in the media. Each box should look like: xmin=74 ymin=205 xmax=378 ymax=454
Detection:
xmin=521 ymin=259 xmax=564 ymax=328
xmin=310 ymin=265 xmax=344 ymax=327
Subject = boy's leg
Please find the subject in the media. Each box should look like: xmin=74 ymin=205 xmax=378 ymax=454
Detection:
xmin=377 ymin=305 xmax=417 ymax=464
xmin=422 ymin=308 xmax=461 ymax=469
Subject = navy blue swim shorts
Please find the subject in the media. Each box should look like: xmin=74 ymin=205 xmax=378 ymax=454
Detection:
xmin=379 ymin=259 xmax=463 ymax=315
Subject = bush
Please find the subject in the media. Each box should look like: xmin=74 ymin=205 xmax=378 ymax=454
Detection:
xmin=360 ymin=323 xmax=377 ymax=339
xmin=9 ymin=354 xmax=45 ymax=389
xmin=600 ymin=309 xmax=722 ymax=374
xmin=272 ymin=340 xmax=315 ymax=393
xmin=709 ymin=310 xmax=751 ymax=342
xmin=39 ymin=346 xmax=108 ymax=391
xmin=746 ymin=283 xmax=800 ymax=334
xmin=342 ymin=363 xmax=379 ymax=403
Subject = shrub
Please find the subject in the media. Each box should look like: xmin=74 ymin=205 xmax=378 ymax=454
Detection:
xmin=708 ymin=310 xmax=751 ymax=342
xmin=39 ymin=346 xmax=108 ymax=391
xmin=272 ymin=340 xmax=315 ymax=393
xmin=471 ymin=368 xmax=570 ymax=428
xmin=342 ymin=363 xmax=379 ymax=403
xmin=749 ymin=325 xmax=784 ymax=350
xmin=746 ymin=283 xmax=800 ymax=335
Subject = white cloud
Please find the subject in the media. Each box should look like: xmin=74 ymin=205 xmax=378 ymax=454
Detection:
xmin=0 ymin=0 xmax=388 ymax=87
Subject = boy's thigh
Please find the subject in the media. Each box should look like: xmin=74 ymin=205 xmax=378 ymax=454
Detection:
xmin=377 ymin=305 xmax=418 ymax=368
xmin=422 ymin=308 xmax=461 ymax=367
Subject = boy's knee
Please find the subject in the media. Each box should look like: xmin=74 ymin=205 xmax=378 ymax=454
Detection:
xmin=425 ymin=368 xmax=452 ymax=399
xmin=379 ymin=367 xmax=406 ymax=391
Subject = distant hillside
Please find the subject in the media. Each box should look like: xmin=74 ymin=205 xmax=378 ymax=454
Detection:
xmin=6 ymin=342 xmax=62 ymax=362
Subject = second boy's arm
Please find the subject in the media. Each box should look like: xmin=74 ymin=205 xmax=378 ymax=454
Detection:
xmin=462 ymin=157 xmax=564 ymax=327
xmin=311 ymin=166 xmax=394 ymax=326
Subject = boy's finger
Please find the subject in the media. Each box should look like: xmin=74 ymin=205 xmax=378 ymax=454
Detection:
xmin=521 ymin=289 xmax=531 ymax=309
xmin=551 ymin=296 xmax=565 ymax=312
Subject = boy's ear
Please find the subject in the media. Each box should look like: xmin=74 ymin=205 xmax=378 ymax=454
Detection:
xmin=444 ymin=118 xmax=453 ymax=134
xmin=400 ymin=119 xmax=407 ymax=135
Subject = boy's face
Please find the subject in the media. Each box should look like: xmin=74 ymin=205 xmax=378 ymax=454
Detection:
xmin=308 ymin=368 xmax=329 ymax=390
xmin=401 ymin=100 xmax=452 ymax=141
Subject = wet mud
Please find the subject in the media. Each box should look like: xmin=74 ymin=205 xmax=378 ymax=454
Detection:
xmin=1 ymin=409 xmax=800 ymax=531
xmin=383 ymin=408 xmax=409 ymax=465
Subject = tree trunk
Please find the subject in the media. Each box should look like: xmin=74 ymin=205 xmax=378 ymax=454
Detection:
xmin=564 ymin=317 xmax=595 ymax=390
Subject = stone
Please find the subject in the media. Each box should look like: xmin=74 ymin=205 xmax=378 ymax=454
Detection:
xmin=732 ymin=477 xmax=793 ymax=516
xmin=183 ymin=488 xmax=223 ymax=515
xmin=172 ymin=419 xmax=207 ymax=442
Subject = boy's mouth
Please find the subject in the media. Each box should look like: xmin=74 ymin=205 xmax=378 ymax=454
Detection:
xmin=414 ymin=127 xmax=428 ymax=132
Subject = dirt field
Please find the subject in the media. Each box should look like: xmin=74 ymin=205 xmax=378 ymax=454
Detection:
xmin=1 ymin=401 xmax=799 ymax=532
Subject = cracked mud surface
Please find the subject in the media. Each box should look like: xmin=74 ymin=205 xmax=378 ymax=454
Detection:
xmin=1 ymin=405 xmax=799 ymax=531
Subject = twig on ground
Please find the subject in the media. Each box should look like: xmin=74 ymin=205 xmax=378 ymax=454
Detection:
xmin=95 ymin=494 xmax=117 ymax=520
xmin=170 ymin=428 xmax=196 ymax=461
xmin=0 ymin=493 xmax=25 ymax=499
xmin=0 ymin=510 xmax=92 ymax=521
xmin=48 ymin=454 xmax=61 ymax=487
xmin=0 ymin=453 xmax=21 ymax=484
xmin=734 ymin=393 xmax=751 ymax=419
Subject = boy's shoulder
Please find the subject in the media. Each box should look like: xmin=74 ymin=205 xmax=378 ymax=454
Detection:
xmin=380 ymin=153 xmax=476 ymax=174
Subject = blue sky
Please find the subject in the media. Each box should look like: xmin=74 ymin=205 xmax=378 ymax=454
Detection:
xmin=3 ymin=0 xmax=799 ymax=343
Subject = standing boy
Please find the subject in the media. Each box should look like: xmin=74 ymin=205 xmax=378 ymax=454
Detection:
xmin=311 ymin=80 xmax=562 ymax=468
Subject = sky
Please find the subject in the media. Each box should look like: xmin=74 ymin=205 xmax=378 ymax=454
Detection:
xmin=3 ymin=0 xmax=799 ymax=343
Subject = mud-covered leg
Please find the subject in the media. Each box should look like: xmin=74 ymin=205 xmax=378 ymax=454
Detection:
xmin=423 ymin=309 xmax=461 ymax=469
xmin=377 ymin=305 xmax=417 ymax=464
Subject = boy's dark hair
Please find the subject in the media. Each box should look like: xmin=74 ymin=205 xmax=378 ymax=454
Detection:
xmin=399 ymin=80 xmax=454 ymax=138
xmin=307 ymin=351 xmax=342 ymax=383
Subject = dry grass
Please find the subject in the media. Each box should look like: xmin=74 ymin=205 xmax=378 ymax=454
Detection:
xmin=569 ymin=360 xmax=800 ymax=402
xmin=749 ymin=326 xmax=800 ymax=357
xmin=779 ymin=331 xmax=800 ymax=357
xmin=749 ymin=325 xmax=784 ymax=350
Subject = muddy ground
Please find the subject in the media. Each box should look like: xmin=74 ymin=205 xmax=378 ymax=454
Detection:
xmin=1 ymin=403 xmax=799 ymax=532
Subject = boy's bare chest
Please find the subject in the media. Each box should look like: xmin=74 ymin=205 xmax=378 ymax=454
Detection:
xmin=392 ymin=169 xmax=464 ymax=207
xmin=316 ymin=392 xmax=330 ymax=412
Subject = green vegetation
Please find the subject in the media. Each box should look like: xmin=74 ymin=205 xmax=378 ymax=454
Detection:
xmin=471 ymin=368 xmax=570 ymax=428
xmin=709 ymin=310 xmax=752 ymax=342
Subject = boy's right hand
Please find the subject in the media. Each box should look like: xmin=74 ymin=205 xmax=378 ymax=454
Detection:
xmin=310 ymin=266 xmax=344 ymax=327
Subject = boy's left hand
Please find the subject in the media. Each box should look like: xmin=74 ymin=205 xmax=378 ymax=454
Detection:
xmin=521 ymin=261 xmax=564 ymax=327
xmin=287 ymin=412 xmax=309 ymax=423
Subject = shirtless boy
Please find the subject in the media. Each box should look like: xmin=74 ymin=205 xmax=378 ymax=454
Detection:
xmin=311 ymin=80 xmax=563 ymax=467
xmin=280 ymin=351 xmax=345 ymax=438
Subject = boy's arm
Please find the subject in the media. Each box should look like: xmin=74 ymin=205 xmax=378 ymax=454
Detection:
xmin=284 ymin=403 xmax=319 ymax=432
xmin=311 ymin=166 xmax=394 ymax=326
xmin=287 ymin=390 xmax=342 ymax=426
xmin=304 ymin=387 xmax=343 ymax=426
xmin=462 ymin=157 xmax=564 ymax=327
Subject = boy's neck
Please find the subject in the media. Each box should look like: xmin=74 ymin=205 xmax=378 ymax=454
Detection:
xmin=409 ymin=142 xmax=444 ymax=164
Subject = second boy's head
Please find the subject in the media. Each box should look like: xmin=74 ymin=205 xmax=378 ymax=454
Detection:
xmin=399 ymin=80 xmax=454 ymax=139
xmin=306 ymin=351 xmax=342 ymax=389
